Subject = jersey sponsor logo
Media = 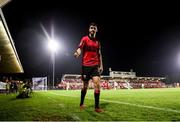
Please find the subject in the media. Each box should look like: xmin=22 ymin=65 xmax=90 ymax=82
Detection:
xmin=84 ymin=46 xmax=98 ymax=52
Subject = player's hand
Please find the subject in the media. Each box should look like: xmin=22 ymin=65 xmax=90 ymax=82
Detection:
xmin=74 ymin=51 xmax=80 ymax=58
xmin=99 ymin=66 xmax=103 ymax=74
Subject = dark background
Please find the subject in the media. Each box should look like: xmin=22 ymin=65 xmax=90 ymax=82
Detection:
xmin=1 ymin=0 xmax=180 ymax=82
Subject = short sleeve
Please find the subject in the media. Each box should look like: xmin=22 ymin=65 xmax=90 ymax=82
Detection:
xmin=78 ymin=37 xmax=86 ymax=49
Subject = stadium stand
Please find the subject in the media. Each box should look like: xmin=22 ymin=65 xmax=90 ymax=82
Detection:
xmin=58 ymin=69 xmax=166 ymax=90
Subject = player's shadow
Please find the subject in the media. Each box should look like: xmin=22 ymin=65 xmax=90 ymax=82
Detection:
xmin=87 ymin=102 xmax=109 ymax=109
xmin=9 ymin=96 xmax=32 ymax=101
xmin=100 ymin=102 xmax=109 ymax=109
xmin=84 ymin=102 xmax=112 ymax=120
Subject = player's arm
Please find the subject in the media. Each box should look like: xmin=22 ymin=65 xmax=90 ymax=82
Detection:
xmin=99 ymin=43 xmax=103 ymax=74
xmin=74 ymin=48 xmax=81 ymax=58
xmin=74 ymin=37 xmax=85 ymax=58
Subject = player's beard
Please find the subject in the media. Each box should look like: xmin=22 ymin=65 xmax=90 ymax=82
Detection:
xmin=90 ymin=31 xmax=96 ymax=38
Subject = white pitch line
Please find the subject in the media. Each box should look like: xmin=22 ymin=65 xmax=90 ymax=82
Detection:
xmin=47 ymin=97 xmax=56 ymax=102
xmin=47 ymin=94 xmax=81 ymax=121
xmin=58 ymin=104 xmax=65 ymax=108
xmin=71 ymin=114 xmax=81 ymax=121
xmin=48 ymin=96 xmax=65 ymax=108
xmin=100 ymin=99 xmax=180 ymax=114
xmin=49 ymin=92 xmax=180 ymax=114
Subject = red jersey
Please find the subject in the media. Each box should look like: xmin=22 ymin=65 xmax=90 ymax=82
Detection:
xmin=78 ymin=35 xmax=100 ymax=66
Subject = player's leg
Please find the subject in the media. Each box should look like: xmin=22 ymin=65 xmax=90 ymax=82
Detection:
xmin=92 ymin=65 xmax=103 ymax=112
xmin=93 ymin=76 xmax=100 ymax=107
xmin=93 ymin=76 xmax=103 ymax=112
xmin=80 ymin=66 xmax=91 ymax=109
xmin=80 ymin=79 xmax=89 ymax=108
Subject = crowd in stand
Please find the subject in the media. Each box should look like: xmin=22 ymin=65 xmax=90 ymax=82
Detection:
xmin=0 ymin=77 xmax=33 ymax=98
xmin=57 ymin=78 xmax=166 ymax=90
xmin=5 ymin=80 xmax=18 ymax=94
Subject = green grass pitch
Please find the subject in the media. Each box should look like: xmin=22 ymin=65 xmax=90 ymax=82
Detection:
xmin=1 ymin=88 xmax=180 ymax=121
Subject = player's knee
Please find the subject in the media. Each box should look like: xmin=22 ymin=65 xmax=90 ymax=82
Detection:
xmin=96 ymin=84 xmax=101 ymax=89
xmin=94 ymin=82 xmax=100 ymax=89
xmin=82 ymin=82 xmax=88 ymax=89
xmin=92 ymin=76 xmax=100 ymax=83
xmin=82 ymin=75 xmax=90 ymax=82
xmin=83 ymin=85 xmax=88 ymax=90
xmin=82 ymin=87 xmax=87 ymax=91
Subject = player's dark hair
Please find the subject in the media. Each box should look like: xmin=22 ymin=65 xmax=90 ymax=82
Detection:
xmin=89 ymin=22 xmax=97 ymax=27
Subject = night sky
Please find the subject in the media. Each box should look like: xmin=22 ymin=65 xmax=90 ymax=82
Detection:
xmin=2 ymin=0 xmax=180 ymax=79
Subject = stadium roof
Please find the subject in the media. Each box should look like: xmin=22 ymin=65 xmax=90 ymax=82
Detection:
xmin=0 ymin=0 xmax=11 ymax=8
xmin=0 ymin=1 xmax=24 ymax=73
